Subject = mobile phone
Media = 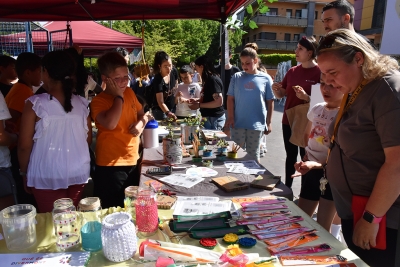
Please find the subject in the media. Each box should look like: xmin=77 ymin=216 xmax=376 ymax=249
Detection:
xmin=146 ymin=166 xmax=172 ymax=175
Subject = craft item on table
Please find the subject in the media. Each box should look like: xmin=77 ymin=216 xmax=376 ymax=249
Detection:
xmin=242 ymin=204 xmax=288 ymax=212
xmin=242 ymin=210 xmax=291 ymax=219
xmin=170 ymin=218 xmax=229 ymax=233
xmin=246 ymin=257 xmax=277 ymax=267
xmin=268 ymin=233 xmax=320 ymax=254
xmin=156 ymin=256 xmax=176 ymax=267
xmin=190 ymin=225 xmax=249 ymax=239
xmin=255 ymin=216 xmax=303 ymax=229
xmin=0 ymin=252 xmax=91 ymax=267
xmin=159 ymin=173 xmax=204 ymax=188
xmin=231 ymin=196 xmax=279 ymax=205
xmin=249 ymin=223 xmax=302 ymax=235
xmin=143 ymin=240 xmax=221 ymax=262
xmin=279 ymin=255 xmax=347 ymax=266
xmin=277 ymin=243 xmax=332 ymax=256
xmin=223 ymin=233 xmax=239 ymax=244
xmin=211 ymin=176 xmax=249 ymax=192
xmin=236 ymin=215 xmax=289 ymax=225
xmin=139 ymin=239 xmax=160 ymax=257
xmin=177 ymin=196 xmax=219 ymax=202
xmin=255 ymin=227 xmax=310 ymax=240
xmin=250 ymin=175 xmax=282 ymax=190
xmin=186 ymin=166 xmax=218 ymax=177
xmin=219 ymin=244 xmax=249 ymax=266
xmin=241 ymin=197 xmax=286 ymax=207
xmin=201 ymin=129 xmax=227 ymax=140
xmin=264 ymin=229 xmax=317 ymax=246
xmin=174 ymin=211 xmax=231 ymax=223
xmin=199 ymin=237 xmax=218 ymax=249
xmin=156 ymin=195 xmax=176 ymax=209
xmin=238 ymin=237 xmax=257 ymax=248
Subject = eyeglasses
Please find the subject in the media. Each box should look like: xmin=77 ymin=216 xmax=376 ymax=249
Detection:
xmin=109 ymin=75 xmax=131 ymax=84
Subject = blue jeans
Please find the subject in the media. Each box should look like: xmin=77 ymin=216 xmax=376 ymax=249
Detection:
xmin=203 ymin=114 xmax=226 ymax=130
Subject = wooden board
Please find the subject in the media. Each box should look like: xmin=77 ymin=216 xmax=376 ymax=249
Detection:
xmin=250 ymin=175 xmax=281 ymax=190
xmin=211 ymin=176 xmax=249 ymax=192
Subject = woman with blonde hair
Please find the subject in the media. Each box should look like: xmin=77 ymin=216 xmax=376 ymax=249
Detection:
xmin=272 ymin=36 xmax=321 ymax=188
xmin=224 ymin=43 xmax=274 ymax=161
xmin=317 ymin=28 xmax=400 ymax=267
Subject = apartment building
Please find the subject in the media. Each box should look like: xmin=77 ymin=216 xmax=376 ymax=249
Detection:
xmin=240 ymin=0 xmax=354 ymax=54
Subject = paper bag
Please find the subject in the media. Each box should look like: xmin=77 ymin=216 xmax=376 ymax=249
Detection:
xmin=285 ymin=103 xmax=310 ymax=148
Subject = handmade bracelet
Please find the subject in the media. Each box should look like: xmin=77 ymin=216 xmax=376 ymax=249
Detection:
xmin=114 ymin=95 xmax=124 ymax=103
xmin=53 ymin=211 xmax=78 ymax=225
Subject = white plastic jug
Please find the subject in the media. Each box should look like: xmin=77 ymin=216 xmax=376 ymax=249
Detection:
xmin=0 ymin=204 xmax=37 ymax=251
xmin=143 ymin=119 xmax=159 ymax=148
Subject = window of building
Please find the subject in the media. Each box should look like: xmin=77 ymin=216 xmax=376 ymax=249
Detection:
xmin=293 ymin=34 xmax=300 ymax=41
xmin=266 ymin=8 xmax=278 ymax=16
xmin=253 ymin=35 xmax=257 ymax=41
xmin=284 ymin=33 xmax=291 ymax=41
xmin=286 ymin=9 xmax=292 ymax=18
xmin=259 ymin=32 xmax=277 ymax=40
xmin=295 ymin=10 xmax=302 ymax=19
xmin=314 ymin=11 xmax=318 ymax=20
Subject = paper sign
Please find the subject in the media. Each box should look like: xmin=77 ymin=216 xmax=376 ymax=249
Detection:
xmin=0 ymin=252 xmax=90 ymax=267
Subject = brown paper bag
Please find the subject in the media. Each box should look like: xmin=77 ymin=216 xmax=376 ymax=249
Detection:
xmin=285 ymin=103 xmax=310 ymax=148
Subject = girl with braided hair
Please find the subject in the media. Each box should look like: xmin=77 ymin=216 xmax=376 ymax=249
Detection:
xmin=18 ymin=51 xmax=92 ymax=213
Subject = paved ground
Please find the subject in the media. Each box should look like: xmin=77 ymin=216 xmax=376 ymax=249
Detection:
xmin=259 ymin=100 xmax=302 ymax=200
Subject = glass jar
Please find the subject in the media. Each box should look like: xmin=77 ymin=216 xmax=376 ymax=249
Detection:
xmin=52 ymin=198 xmax=80 ymax=250
xmin=124 ymin=186 xmax=139 ymax=221
xmin=135 ymin=188 xmax=158 ymax=237
xmin=78 ymin=197 xmax=102 ymax=252
xmin=101 ymin=212 xmax=137 ymax=262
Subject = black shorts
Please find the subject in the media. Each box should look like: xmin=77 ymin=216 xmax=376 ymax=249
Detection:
xmin=299 ymin=168 xmax=333 ymax=201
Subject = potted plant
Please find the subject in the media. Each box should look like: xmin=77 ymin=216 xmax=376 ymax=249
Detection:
xmin=216 ymin=138 xmax=229 ymax=154
xmin=180 ymin=114 xmax=205 ymax=145
xmin=202 ymin=144 xmax=213 ymax=157
xmin=191 ymin=134 xmax=202 ymax=163
xmin=227 ymin=143 xmax=241 ymax=159
xmin=162 ymin=117 xmax=183 ymax=164
xmin=202 ymin=159 xmax=213 ymax=168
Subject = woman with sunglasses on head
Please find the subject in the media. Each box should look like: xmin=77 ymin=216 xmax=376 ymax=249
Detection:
xmin=151 ymin=51 xmax=178 ymax=121
xmin=317 ymin=29 xmax=400 ymax=267
xmin=272 ymin=36 xmax=321 ymax=189
xmin=224 ymin=43 xmax=274 ymax=161
xmin=188 ymin=55 xmax=225 ymax=130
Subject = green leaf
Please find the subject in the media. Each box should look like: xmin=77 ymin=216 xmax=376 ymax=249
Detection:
xmin=246 ymin=5 xmax=253 ymax=14
xmin=268 ymin=0 xmax=278 ymax=3
xmin=257 ymin=0 xmax=263 ymax=4
xmin=249 ymin=20 xmax=258 ymax=29
xmin=259 ymin=6 xmax=269 ymax=13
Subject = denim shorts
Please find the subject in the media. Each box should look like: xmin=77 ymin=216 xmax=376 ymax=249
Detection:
xmin=203 ymin=114 xmax=226 ymax=130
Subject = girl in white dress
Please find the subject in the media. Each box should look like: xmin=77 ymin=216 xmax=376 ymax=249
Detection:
xmin=18 ymin=51 xmax=92 ymax=213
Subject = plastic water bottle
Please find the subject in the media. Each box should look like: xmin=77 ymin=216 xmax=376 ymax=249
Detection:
xmin=143 ymin=119 xmax=159 ymax=148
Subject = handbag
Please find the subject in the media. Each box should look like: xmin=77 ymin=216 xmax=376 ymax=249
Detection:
xmin=134 ymin=22 xmax=150 ymax=86
xmin=285 ymin=102 xmax=310 ymax=148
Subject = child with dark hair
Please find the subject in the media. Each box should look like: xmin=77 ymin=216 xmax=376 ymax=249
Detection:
xmin=90 ymin=51 xmax=152 ymax=209
xmin=0 ymin=55 xmax=17 ymax=97
xmin=188 ymin=55 xmax=225 ymax=130
xmin=18 ymin=51 xmax=92 ymax=213
xmin=174 ymin=65 xmax=201 ymax=119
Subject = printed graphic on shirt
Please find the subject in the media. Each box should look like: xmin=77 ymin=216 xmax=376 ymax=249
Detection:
xmin=309 ymin=109 xmax=335 ymax=148
xmin=244 ymin=81 xmax=256 ymax=91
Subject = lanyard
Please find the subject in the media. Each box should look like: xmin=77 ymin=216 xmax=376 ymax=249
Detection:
xmin=325 ymin=79 xmax=369 ymax=164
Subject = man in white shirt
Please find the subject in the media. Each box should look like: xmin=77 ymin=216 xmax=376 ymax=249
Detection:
xmin=174 ymin=65 xmax=201 ymax=119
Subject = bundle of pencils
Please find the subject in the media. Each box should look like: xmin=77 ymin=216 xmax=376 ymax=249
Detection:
xmin=192 ymin=134 xmax=200 ymax=158
xmin=231 ymin=142 xmax=242 ymax=153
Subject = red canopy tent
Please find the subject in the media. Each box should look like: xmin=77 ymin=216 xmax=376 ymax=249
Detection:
xmin=0 ymin=0 xmax=249 ymax=22
xmin=42 ymin=21 xmax=143 ymax=57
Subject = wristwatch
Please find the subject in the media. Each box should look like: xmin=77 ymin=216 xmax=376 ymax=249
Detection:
xmin=362 ymin=210 xmax=383 ymax=224
xmin=19 ymin=169 xmax=27 ymax=176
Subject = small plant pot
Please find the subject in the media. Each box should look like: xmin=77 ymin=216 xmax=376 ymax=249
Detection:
xmin=202 ymin=150 xmax=213 ymax=157
xmin=192 ymin=156 xmax=203 ymax=163
xmin=217 ymin=147 xmax=228 ymax=153
xmin=227 ymin=151 xmax=238 ymax=159
xmin=198 ymin=144 xmax=206 ymax=151
xmin=211 ymin=139 xmax=218 ymax=145
xmin=216 ymin=154 xmax=227 ymax=162
xmin=202 ymin=160 xmax=213 ymax=168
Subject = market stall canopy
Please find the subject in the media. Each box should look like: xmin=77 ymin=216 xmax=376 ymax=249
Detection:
xmin=0 ymin=0 xmax=250 ymax=22
xmin=43 ymin=21 xmax=143 ymax=57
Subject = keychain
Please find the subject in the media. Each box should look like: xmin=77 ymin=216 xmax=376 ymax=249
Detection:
xmin=319 ymin=164 xmax=328 ymax=195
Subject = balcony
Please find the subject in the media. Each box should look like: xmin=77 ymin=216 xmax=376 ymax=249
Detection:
xmin=254 ymin=15 xmax=307 ymax=27
xmin=255 ymin=40 xmax=298 ymax=51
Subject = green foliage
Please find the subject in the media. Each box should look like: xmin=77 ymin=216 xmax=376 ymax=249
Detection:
xmin=258 ymin=53 xmax=296 ymax=66
xmin=183 ymin=114 xmax=204 ymax=127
